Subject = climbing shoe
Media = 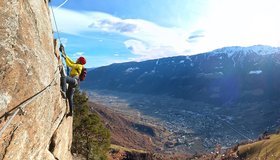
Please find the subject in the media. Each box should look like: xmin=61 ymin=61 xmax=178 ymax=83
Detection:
xmin=67 ymin=112 xmax=72 ymax=117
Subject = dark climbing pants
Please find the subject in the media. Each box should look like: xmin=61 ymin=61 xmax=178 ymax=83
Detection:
xmin=61 ymin=76 xmax=79 ymax=113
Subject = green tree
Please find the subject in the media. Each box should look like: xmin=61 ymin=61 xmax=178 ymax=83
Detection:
xmin=72 ymin=89 xmax=110 ymax=160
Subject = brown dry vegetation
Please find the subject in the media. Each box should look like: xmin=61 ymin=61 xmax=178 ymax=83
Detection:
xmin=197 ymin=134 xmax=280 ymax=160
xmin=89 ymin=102 xmax=158 ymax=152
xmin=89 ymin=102 xmax=190 ymax=160
xmin=237 ymin=134 xmax=280 ymax=159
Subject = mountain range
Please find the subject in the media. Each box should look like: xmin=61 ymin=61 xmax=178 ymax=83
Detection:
xmin=82 ymin=45 xmax=280 ymax=157
xmin=82 ymin=45 xmax=280 ymax=105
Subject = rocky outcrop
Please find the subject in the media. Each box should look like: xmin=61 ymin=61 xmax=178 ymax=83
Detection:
xmin=0 ymin=0 xmax=72 ymax=159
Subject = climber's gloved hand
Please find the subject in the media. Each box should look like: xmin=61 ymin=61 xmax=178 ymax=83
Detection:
xmin=59 ymin=44 xmax=66 ymax=58
xmin=59 ymin=44 xmax=64 ymax=52
xmin=61 ymin=52 xmax=66 ymax=58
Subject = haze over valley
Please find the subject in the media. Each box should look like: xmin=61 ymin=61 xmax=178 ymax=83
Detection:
xmin=82 ymin=45 xmax=280 ymax=154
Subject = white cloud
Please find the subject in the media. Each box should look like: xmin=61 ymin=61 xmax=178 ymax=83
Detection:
xmin=89 ymin=17 xmax=192 ymax=59
xmin=52 ymin=8 xmax=191 ymax=60
xmin=50 ymin=8 xmax=92 ymax=35
xmin=60 ymin=37 xmax=68 ymax=46
xmin=52 ymin=2 xmax=280 ymax=62
xmin=124 ymin=39 xmax=190 ymax=61
xmin=88 ymin=17 xmax=190 ymax=54
xmin=190 ymin=0 xmax=280 ymax=53
xmin=72 ymin=52 xmax=84 ymax=58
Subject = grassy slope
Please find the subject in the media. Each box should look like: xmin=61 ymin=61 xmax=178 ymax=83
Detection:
xmin=110 ymin=144 xmax=147 ymax=153
xmin=109 ymin=144 xmax=154 ymax=160
xmin=238 ymin=134 xmax=280 ymax=159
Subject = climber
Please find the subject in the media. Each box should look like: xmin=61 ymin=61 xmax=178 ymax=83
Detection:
xmin=59 ymin=44 xmax=86 ymax=116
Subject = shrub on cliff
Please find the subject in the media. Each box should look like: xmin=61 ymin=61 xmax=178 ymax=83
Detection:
xmin=72 ymin=89 xmax=111 ymax=160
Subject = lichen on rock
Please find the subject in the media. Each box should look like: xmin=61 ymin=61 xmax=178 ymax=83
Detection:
xmin=0 ymin=93 xmax=12 ymax=111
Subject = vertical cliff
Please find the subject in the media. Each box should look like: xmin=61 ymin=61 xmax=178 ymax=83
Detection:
xmin=0 ymin=0 xmax=72 ymax=159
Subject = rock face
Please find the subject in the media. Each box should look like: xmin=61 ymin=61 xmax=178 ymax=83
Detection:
xmin=0 ymin=0 xmax=72 ymax=159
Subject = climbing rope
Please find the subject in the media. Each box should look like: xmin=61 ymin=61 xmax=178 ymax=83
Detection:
xmin=50 ymin=2 xmax=62 ymax=44
xmin=54 ymin=0 xmax=69 ymax=11
xmin=0 ymin=66 xmax=61 ymax=138
xmin=49 ymin=1 xmax=68 ymax=76
xmin=49 ymin=0 xmax=125 ymax=45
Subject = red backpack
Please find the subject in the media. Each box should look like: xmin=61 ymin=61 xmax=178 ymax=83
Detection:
xmin=79 ymin=67 xmax=87 ymax=81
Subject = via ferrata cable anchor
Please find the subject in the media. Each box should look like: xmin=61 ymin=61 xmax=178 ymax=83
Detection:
xmin=19 ymin=107 xmax=26 ymax=116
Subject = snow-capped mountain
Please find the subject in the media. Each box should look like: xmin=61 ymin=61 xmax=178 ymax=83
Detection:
xmin=209 ymin=45 xmax=279 ymax=57
xmin=81 ymin=45 xmax=280 ymax=104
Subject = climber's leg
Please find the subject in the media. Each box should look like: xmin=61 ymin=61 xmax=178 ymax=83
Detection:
xmin=66 ymin=77 xmax=77 ymax=115
xmin=60 ymin=68 xmax=67 ymax=99
xmin=66 ymin=86 xmax=73 ymax=115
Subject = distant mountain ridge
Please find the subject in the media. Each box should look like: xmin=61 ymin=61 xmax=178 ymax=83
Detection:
xmin=209 ymin=45 xmax=279 ymax=57
xmin=82 ymin=45 xmax=280 ymax=104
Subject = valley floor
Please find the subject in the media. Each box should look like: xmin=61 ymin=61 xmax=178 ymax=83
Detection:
xmin=86 ymin=89 xmax=280 ymax=157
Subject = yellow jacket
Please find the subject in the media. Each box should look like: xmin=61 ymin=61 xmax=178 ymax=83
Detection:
xmin=65 ymin=56 xmax=83 ymax=78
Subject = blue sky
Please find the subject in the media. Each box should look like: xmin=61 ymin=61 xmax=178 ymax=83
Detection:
xmin=50 ymin=0 xmax=280 ymax=68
